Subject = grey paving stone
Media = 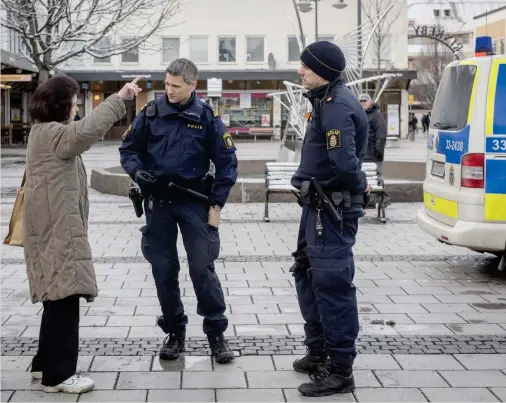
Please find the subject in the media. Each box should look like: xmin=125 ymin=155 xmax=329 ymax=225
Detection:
xmin=78 ymin=390 xmax=148 ymax=402
xmin=422 ymin=304 xmax=478 ymax=313
xmin=116 ymin=372 xmax=180 ymax=389
xmin=272 ymin=355 xmax=303 ymax=370
xmin=421 ymin=388 xmax=500 ymax=402
xmin=407 ymin=313 xmax=467 ymax=324
xmin=106 ymin=316 xmax=157 ymax=327
xmin=213 ymin=355 xmax=275 ymax=372
xmin=354 ymin=354 xmax=401 ymax=370
xmin=182 ymin=371 xmax=247 ymax=389
xmin=0 ymin=372 xmax=42 ymax=390
xmin=9 ymin=391 xmax=77 ymax=402
xmin=1 ymin=356 xmax=32 ymax=371
xmin=491 ymin=388 xmax=506 ymax=401
xmin=454 ymin=354 xmax=506 ymax=370
xmin=81 ymin=372 xmax=118 ymax=390
xmin=446 ymin=323 xmax=506 ymax=335
xmin=147 ymin=389 xmax=215 ymax=402
xmin=152 ymin=356 xmax=212 ymax=372
xmin=394 ymin=324 xmax=454 ymax=336
xmin=283 ymin=388 xmax=356 ymax=402
xmin=354 ymin=388 xmax=427 ymax=402
xmin=246 ymin=371 xmax=310 ymax=388
xmin=235 ymin=325 xmax=288 ymax=336
xmin=393 ymin=355 xmax=465 ymax=370
xmin=0 ymin=391 xmax=13 ymax=403
xmin=217 ymin=389 xmax=285 ymax=402
xmin=232 ymin=304 xmax=279 ymax=314
xmin=374 ymin=304 xmax=428 ymax=314
xmin=90 ymin=356 xmax=152 ymax=372
xmin=257 ymin=314 xmax=302 ymax=324
xmin=439 ymin=370 xmax=506 ymax=387
xmin=375 ymin=370 xmax=449 ymax=388
xmin=389 ymin=295 xmax=441 ymax=304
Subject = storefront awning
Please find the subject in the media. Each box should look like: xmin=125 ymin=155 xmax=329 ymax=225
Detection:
xmin=1 ymin=50 xmax=38 ymax=73
xmin=61 ymin=68 xmax=417 ymax=83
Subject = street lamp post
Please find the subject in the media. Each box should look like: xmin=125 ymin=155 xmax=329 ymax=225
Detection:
xmin=297 ymin=0 xmax=348 ymax=41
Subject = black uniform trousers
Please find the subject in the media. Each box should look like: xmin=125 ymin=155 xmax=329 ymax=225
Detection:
xmin=31 ymin=295 xmax=80 ymax=386
xmin=294 ymin=205 xmax=361 ymax=372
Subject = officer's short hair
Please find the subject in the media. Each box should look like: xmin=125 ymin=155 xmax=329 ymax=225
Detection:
xmin=166 ymin=58 xmax=199 ymax=84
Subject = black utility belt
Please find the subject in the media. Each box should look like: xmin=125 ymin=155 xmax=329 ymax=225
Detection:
xmin=329 ymin=192 xmax=364 ymax=208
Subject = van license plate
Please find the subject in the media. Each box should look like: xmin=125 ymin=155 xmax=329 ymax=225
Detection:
xmin=431 ymin=161 xmax=445 ymax=178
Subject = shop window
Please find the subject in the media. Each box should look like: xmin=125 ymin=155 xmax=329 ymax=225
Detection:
xmin=121 ymin=37 xmax=139 ymax=63
xmin=162 ymin=38 xmax=180 ymax=63
xmin=219 ymin=37 xmax=236 ymax=63
xmin=217 ymin=94 xmax=272 ymax=129
xmin=247 ymin=37 xmax=265 ymax=62
xmin=94 ymin=37 xmax=112 ymax=63
xmin=190 ymin=36 xmax=208 ymax=63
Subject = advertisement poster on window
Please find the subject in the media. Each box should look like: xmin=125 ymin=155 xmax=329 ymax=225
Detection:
xmin=240 ymin=93 xmax=251 ymax=109
xmin=221 ymin=114 xmax=230 ymax=127
xmin=387 ymin=104 xmax=399 ymax=136
xmin=261 ymin=114 xmax=271 ymax=127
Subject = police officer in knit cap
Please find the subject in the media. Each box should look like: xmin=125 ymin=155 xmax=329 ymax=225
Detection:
xmin=289 ymin=41 xmax=369 ymax=397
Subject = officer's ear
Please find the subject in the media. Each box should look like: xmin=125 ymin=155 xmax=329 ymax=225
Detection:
xmin=190 ymin=80 xmax=197 ymax=91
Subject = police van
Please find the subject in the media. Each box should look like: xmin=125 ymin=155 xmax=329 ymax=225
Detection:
xmin=416 ymin=36 xmax=506 ymax=271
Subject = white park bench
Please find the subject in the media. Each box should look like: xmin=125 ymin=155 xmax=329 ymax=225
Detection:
xmin=263 ymin=161 xmax=387 ymax=223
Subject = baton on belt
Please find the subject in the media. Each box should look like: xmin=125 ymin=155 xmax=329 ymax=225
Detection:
xmin=167 ymin=182 xmax=210 ymax=203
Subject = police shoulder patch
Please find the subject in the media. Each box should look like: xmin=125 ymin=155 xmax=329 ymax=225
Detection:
xmin=326 ymin=129 xmax=341 ymax=150
xmin=213 ymin=110 xmax=219 ymax=118
xmin=222 ymin=131 xmax=235 ymax=149
xmin=122 ymin=124 xmax=132 ymax=141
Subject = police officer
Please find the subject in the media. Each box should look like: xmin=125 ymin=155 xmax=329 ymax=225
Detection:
xmin=119 ymin=58 xmax=238 ymax=364
xmin=289 ymin=41 xmax=369 ymax=396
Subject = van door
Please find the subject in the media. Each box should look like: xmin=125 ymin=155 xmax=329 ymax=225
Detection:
xmin=484 ymin=57 xmax=506 ymax=223
xmin=424 ymin=62 xmax=479 ymax=226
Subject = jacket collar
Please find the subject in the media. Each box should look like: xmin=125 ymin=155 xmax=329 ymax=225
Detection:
xmin=303 ymin=76 xmax=343 ymax=106
xmin=156 ymin=92 xmax=203 ymax=122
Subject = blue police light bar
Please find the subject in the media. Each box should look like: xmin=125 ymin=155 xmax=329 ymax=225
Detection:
xmin=475 ymin=36 xmax=493 ymax=56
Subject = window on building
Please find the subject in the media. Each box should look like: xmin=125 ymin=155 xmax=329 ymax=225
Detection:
xmin=288 ymin=36 xmax=301 ymax=62
xmin=121 ymin=38 xmax=139 ymax=63
xmin=219 ymin=37 xmax=236 ymax=62
xmin=444 ymin=9 xmax=450 ymax=17
xmin=94 ymin=37 xmax=112 ymax=63
xmin=317 ymin=36 xmax=334 ymax=42
xmin=162 ymin=38 xmax=180 ymax=63
xmin=246 ymin=37 xmax=265 ymax=62
xmin=433 ymin=9 xmax=440 ymax=17
xmin=190 ymin=36 xmax=208 ymax=63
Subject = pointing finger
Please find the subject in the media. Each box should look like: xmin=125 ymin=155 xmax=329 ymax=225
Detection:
xmin=131 ymin=75 xmax=143 ymax=85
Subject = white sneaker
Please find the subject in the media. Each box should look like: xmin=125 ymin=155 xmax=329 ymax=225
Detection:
xmin=31 ymin=365 xmax=81 ymax=380
xmin=42 ymin=374 xmax=94 ymax=394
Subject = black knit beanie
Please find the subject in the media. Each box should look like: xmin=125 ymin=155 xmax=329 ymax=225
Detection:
xmin=300 ymin=41 xmax=346 ymax=81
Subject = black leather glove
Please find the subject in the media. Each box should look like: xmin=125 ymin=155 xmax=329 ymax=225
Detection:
xmin=134 ymin=170 xmax=157 ymax=195
xmin=289 ymin=250 xmax=310 ymax=276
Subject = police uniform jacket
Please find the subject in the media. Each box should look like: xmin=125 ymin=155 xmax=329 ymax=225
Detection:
xmin=119 ymin=93 xmax=238 ymax=207
xmin=291 ymin=78 xmax=369 ymax=195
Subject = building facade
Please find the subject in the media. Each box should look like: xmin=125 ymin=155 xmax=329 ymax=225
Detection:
xmin=59 ymin=0 xmax=413 ymax=140
xmin=1 ymin=23 xmax=38 ymax=146
xmin=474 ymin=6 xmax=506 ymax=55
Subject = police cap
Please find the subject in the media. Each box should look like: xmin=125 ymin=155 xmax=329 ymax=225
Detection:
xmin=300 ymin=41 xmax=346 ymax=82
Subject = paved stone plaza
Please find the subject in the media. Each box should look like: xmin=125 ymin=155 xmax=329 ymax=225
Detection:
xmin=1 ymin=140 xmax=506 ymax=402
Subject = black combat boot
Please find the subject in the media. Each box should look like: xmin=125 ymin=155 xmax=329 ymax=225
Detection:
xmin=298 ymin=363 xmax=355 ymax=397
xmin=292 ymin=349 xmax=327 ymax=375
xmin=209 ymin=334 xmax=235 ymax=364
xmin=160 ymin=330 xmax=185 ymax=360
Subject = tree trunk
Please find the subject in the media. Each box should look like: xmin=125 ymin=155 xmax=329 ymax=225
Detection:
xmin=38 ymin=68 xmax=50 ymax=85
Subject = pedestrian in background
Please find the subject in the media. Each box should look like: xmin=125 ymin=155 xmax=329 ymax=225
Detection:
xmin=24 ymin=75 xmax=141 ymax=394
xmin=359 ymin=93 xmax=387 ymax=174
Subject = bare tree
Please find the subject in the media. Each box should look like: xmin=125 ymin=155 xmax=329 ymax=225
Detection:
xmin=410 ymin=40 xmax=454 ymax=109
xmin=361 ymin=0 xmax=402 ymax=99
xmin=1 ymin=0 xmax=182 ymax=83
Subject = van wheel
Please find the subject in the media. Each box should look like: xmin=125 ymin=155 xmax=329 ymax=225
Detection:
xmin=475 ymin=254 xmax=503 ymax=274
xmin=498 ymin=253 xmax=506 ymax=272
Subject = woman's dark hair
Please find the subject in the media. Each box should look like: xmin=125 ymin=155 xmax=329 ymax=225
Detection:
xmin=29 ymin=76 xmax=80 ymax=123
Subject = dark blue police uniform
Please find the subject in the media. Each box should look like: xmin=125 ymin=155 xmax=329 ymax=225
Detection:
xmin=289 ymin=41 xmax=369 ymax=397
xmin=119 ymin=91 xmax=237 ymax=361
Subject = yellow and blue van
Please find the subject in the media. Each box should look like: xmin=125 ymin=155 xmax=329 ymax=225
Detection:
xmin=416 ymin=36 xmax=506 ymax=270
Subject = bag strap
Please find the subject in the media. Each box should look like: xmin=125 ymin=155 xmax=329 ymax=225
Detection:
xmin=20 ymin=170 xmax=26 ymax=188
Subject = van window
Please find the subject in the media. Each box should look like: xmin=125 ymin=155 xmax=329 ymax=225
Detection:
xmin=429 ymin=64 xmax=477 ymax=132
